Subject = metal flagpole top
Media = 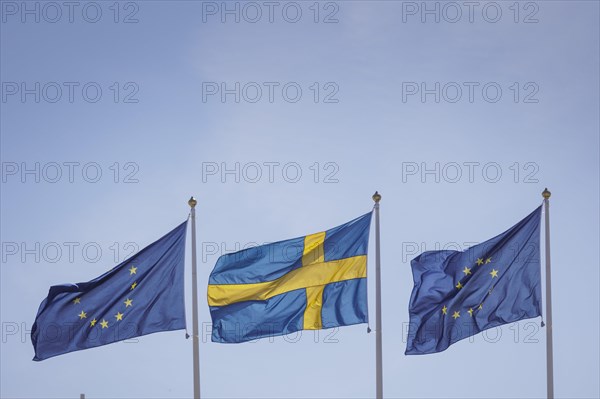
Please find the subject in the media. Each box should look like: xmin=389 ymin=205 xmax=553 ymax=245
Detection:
xmin=372 ymin=191 xmax=382 ymax=203
xmin=188 ymin=196 xmax=198 ymax=208
xmin=542 ymin=188 xmax=551 ymax=199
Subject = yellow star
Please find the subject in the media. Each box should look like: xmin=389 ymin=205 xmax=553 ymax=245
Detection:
xmin=73 ymin=297 xmax=81 ymax=304
xmin=442 ymin=305 xmax=448 ymax=315
xmin=90 ymin=318 xmax=97 ymax=327
xmin=115 ymin=312 xmax=123 ymax=321
xmin=468 ymin=308 xmax=474 ymax=317
xmin=100 ymin=319 xmax=109 ymax=329
xmin=478 ymin=304 xmax=483 ymax=310
xmin=78 ymin=310 xmax=87 ymax=319
xmin=130 ymin=282 xmax=137 ymax=290
xmin=486 ymin=257 xmax=492 ymax=264
xmin=476 ymin=258 xmax=484 ymax=266
xmin=456 ymin=281 xmax=463 ymax=289
xmin=124 ymin=298 xmax=133 ymax=307
xmin=129 ymin=265 xmax=137 ymax=275
xmin=490 ymin=269 xmax=499 ymax=278
xmin=452 ymin=311 xmax=460 ymax=319
xmin=463 ymin=266 xmax=472 ymax=275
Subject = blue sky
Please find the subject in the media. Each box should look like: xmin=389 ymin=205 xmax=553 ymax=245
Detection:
xmin=1 ymin=1 xmax=598 ymax=398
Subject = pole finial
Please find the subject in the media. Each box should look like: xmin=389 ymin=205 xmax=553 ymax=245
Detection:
xmin=542 ymin=188 xmax=551 ymax=199
xmin=372 ymin=191 xmax=382 ymax=203
xmin=188 ymin=196 xmax=197 ymax=208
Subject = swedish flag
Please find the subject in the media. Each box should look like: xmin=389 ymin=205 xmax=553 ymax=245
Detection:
xmin=208 ymin=213 xmax=372 ymax=343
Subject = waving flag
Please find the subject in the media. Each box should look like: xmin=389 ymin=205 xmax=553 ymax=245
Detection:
xmin=208 ymin=213 xmax=372 ymax=343
xmin=32 ymin=221 xmax=187 ymax=361
xmin=406 ymin=206 xmax=542 ymax=355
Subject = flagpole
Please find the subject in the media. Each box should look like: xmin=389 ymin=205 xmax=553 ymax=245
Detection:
xmin=188 ymin=197 xmax=201 ymax=399
xmin=542 ymin=188 xmax=554 ymax=399
xmin=372 ymin=191 xmax=383 ymax=399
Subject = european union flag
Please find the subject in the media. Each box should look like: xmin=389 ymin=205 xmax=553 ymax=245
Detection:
xmin=32 ymin=221 xmax=188 ymax=361
xmin=406 ymin=206 xmax=542 ymax=355
xmin=208 ymin=212 xmax=372 ymax=343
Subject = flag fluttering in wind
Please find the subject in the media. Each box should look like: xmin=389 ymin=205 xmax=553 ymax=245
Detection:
xmin=208 ymin=212 xmax=372 ymax=343
xmin=405 ymin=206 xmax=542 ymax=355
xmin=32 ymin=221 xmax=188 ymax=361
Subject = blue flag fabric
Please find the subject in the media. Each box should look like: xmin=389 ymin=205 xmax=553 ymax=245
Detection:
xmin=405 ymin=206 xmax=542 ymax=355
xmin=32 ymin=221 xmax=188 ymax=361
xmin=208 ymin=212 xmax=372 ymax=343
